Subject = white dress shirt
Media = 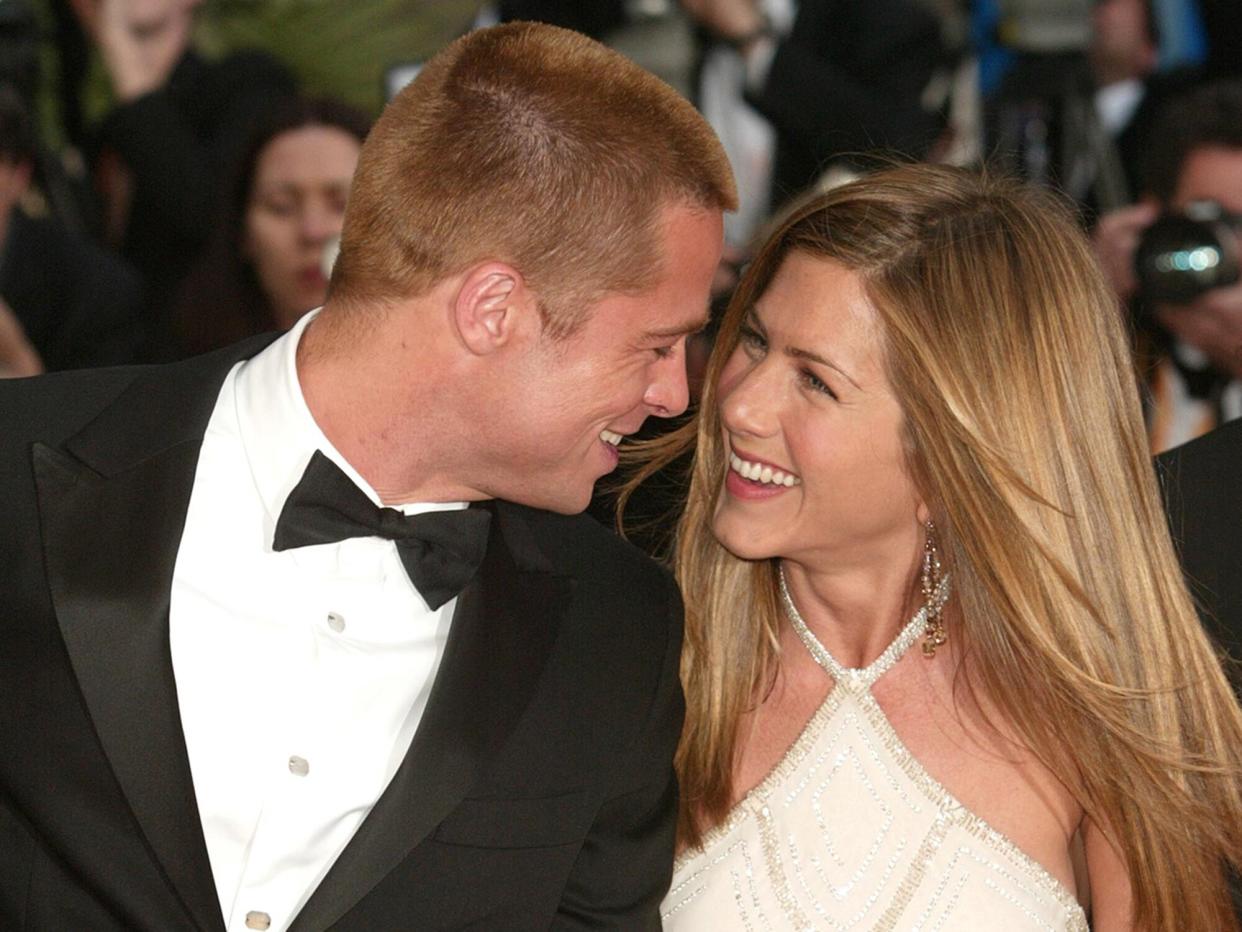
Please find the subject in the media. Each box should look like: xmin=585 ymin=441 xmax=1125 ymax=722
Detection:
xmin=170 ymin=311 xmax=466 ymax=932
xmin=1094 ymin=78 xmax=1145 ymax=137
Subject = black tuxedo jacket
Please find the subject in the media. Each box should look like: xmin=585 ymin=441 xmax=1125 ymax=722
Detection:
xmin=1157 ymin=420 xmax=1242 ymax=922
xmin=1158 ymin=418 xmax=1242 ymax=676
xmin=0 ymin=338 xmax=684 ymax=930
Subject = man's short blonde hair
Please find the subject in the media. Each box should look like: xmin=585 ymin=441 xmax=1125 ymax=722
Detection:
xmin=329 ymin=21 xmax=736 ymax=335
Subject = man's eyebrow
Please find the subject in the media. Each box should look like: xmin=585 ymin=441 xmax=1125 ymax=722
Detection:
xmin=642 ymin=310 xmax=712 ymax=341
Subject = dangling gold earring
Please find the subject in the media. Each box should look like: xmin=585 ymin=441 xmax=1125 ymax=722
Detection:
xmin=921 ymin=519 xmax=948 ymax=657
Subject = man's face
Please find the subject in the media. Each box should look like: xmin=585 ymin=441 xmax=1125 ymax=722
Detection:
xmin=1091 ymin=0 xmax=1155 ymax=81
xmin=478 ymin=203 xmax=723 ymax=514
xmin=1173 ymin=146 xmax=1242 ymax=214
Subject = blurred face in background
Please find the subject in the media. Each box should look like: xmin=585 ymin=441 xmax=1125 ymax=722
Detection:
xmin=1090 ymin=0 xmax=1156 ymax=85
xmin=1172 ymin=146 xmax=1242 ymax=213
xmin=243 ymin=124 xmax=361 ymax=329
xmin=70 ymin=0 xmax=204 ymax=35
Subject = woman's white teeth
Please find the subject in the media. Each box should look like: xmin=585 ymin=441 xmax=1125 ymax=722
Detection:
xmin=729 ymin=452 xmax=799 ymax=486
xmin=600 ymin=429 xmax=623 ymax=446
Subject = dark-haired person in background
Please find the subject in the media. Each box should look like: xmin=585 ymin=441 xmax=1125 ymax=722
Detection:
xmin=173 ymin=97 xmax=369 ymax=357
xmin=0 ymin=85 xmax=143 ymax=373
xmin=68 ymin=0 xmax=295 ymax=358
xmin=1093 ymin=79 xmax=1242 ymax=452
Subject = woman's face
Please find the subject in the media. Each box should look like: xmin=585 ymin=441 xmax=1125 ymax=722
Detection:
xmin=243 ymin=124 xmax=361 ymax=329
xmin=711 ymin=252 xmax=925 ymax=567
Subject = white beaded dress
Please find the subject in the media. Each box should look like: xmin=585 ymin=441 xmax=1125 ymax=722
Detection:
xmin=661 ymin=580 xmax=1089 ymax=931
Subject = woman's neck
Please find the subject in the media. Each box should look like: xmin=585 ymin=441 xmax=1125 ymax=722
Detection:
xmin=779 ymin=537 xmax=925 ymax=669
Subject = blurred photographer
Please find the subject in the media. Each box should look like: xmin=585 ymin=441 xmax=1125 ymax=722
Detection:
xmin=0 ymin=85 xmax=144 ymax=373
xmin=1093 ymin=80 xmax=1242 ymax=452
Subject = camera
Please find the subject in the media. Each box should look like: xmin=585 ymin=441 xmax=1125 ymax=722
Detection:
xmin=1135 ymin=201 xmax=1242 ymax=305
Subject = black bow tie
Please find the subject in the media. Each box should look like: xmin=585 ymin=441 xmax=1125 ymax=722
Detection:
xmin=273 ymin=451 xmax=492 ymax=609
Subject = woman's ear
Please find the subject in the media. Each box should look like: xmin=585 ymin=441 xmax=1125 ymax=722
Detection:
xmin=915 ymin=500 xmax=931 ymax=526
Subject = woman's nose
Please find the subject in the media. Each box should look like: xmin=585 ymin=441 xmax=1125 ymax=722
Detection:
xmin=299 ymin=204 xmax=340 ymax=244
xmin=719 ymin=358 xmax=779 ymax=439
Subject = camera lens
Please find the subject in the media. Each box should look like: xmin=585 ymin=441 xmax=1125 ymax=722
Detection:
xmin=1135 ymin=203 xmax=1240 ymax=305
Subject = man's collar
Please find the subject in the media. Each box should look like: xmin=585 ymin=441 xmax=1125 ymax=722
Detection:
xmin=61 ymin=334 xmax=277 ymax=476
xmin=234 ymin=309 xmax=466 ymax=530
xmin=1095 ymin=78 xmax=1145 ymax=135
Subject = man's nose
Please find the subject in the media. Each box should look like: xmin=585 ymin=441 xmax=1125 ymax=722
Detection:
xmin=643 ymin=353 xmax=691 ymax=418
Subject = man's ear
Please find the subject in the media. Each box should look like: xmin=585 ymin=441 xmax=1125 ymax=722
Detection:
xmin=452 ymin=262 xmax=536 ymax=355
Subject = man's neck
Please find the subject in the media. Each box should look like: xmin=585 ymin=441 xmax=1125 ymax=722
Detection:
xmin=1091 ymin=44 xmax=1153 ymax=91
xmin=296 ymin=305 xmax=486 ymax=506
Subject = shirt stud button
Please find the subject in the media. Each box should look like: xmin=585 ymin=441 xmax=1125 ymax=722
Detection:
xmin=245 ymin=911 xmax=271 ymax=930
xmin=326 ymin=611 xmax=345 ymax=633
xmin=288 ymin=755 xmax=310 ymax=777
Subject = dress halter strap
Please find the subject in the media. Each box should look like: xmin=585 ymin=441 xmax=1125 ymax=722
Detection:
xmin=777 ymin=565 xmax=953 ymax=690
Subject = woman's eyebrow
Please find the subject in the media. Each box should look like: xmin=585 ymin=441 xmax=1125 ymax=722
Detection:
xmin=785 ymin=345 xmax=860 ymax=389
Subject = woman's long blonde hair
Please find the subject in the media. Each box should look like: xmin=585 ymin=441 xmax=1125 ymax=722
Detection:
xmin=628 ymin=164 xmax=1242 ymax=928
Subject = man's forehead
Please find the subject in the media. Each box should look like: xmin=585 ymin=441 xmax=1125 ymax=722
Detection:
xmin=1174 ymin=146 xmax=1242 ymax=212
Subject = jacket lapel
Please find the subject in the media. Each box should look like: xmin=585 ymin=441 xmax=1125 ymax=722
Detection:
xmin=34 ymin=336 xmax=276 ymax=932
xmin=290 ymin=502 xmax=574 ymax=932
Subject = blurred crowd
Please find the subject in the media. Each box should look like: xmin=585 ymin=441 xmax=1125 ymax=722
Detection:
xmin=2 ymin=0 xmax=1241 ymax=454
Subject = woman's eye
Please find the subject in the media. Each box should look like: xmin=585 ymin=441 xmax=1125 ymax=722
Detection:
xmin=261 ymin=199 xmax=297 ymax=217
xmin=739 ymin=326 xmax=766 ymax=355
xmin=654 ymin=344 xmax=676 ymax=359
xmin=800 ymin=369 xmax=837 ymax=399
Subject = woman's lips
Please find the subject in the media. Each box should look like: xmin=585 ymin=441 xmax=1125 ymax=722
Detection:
xmin=299 ymin=266 xmax=328 ymax=289
xmin=728 ymin=449 xmax=800 ymax=486
xmin=725 ymin=449 xmax=800 ymax=500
